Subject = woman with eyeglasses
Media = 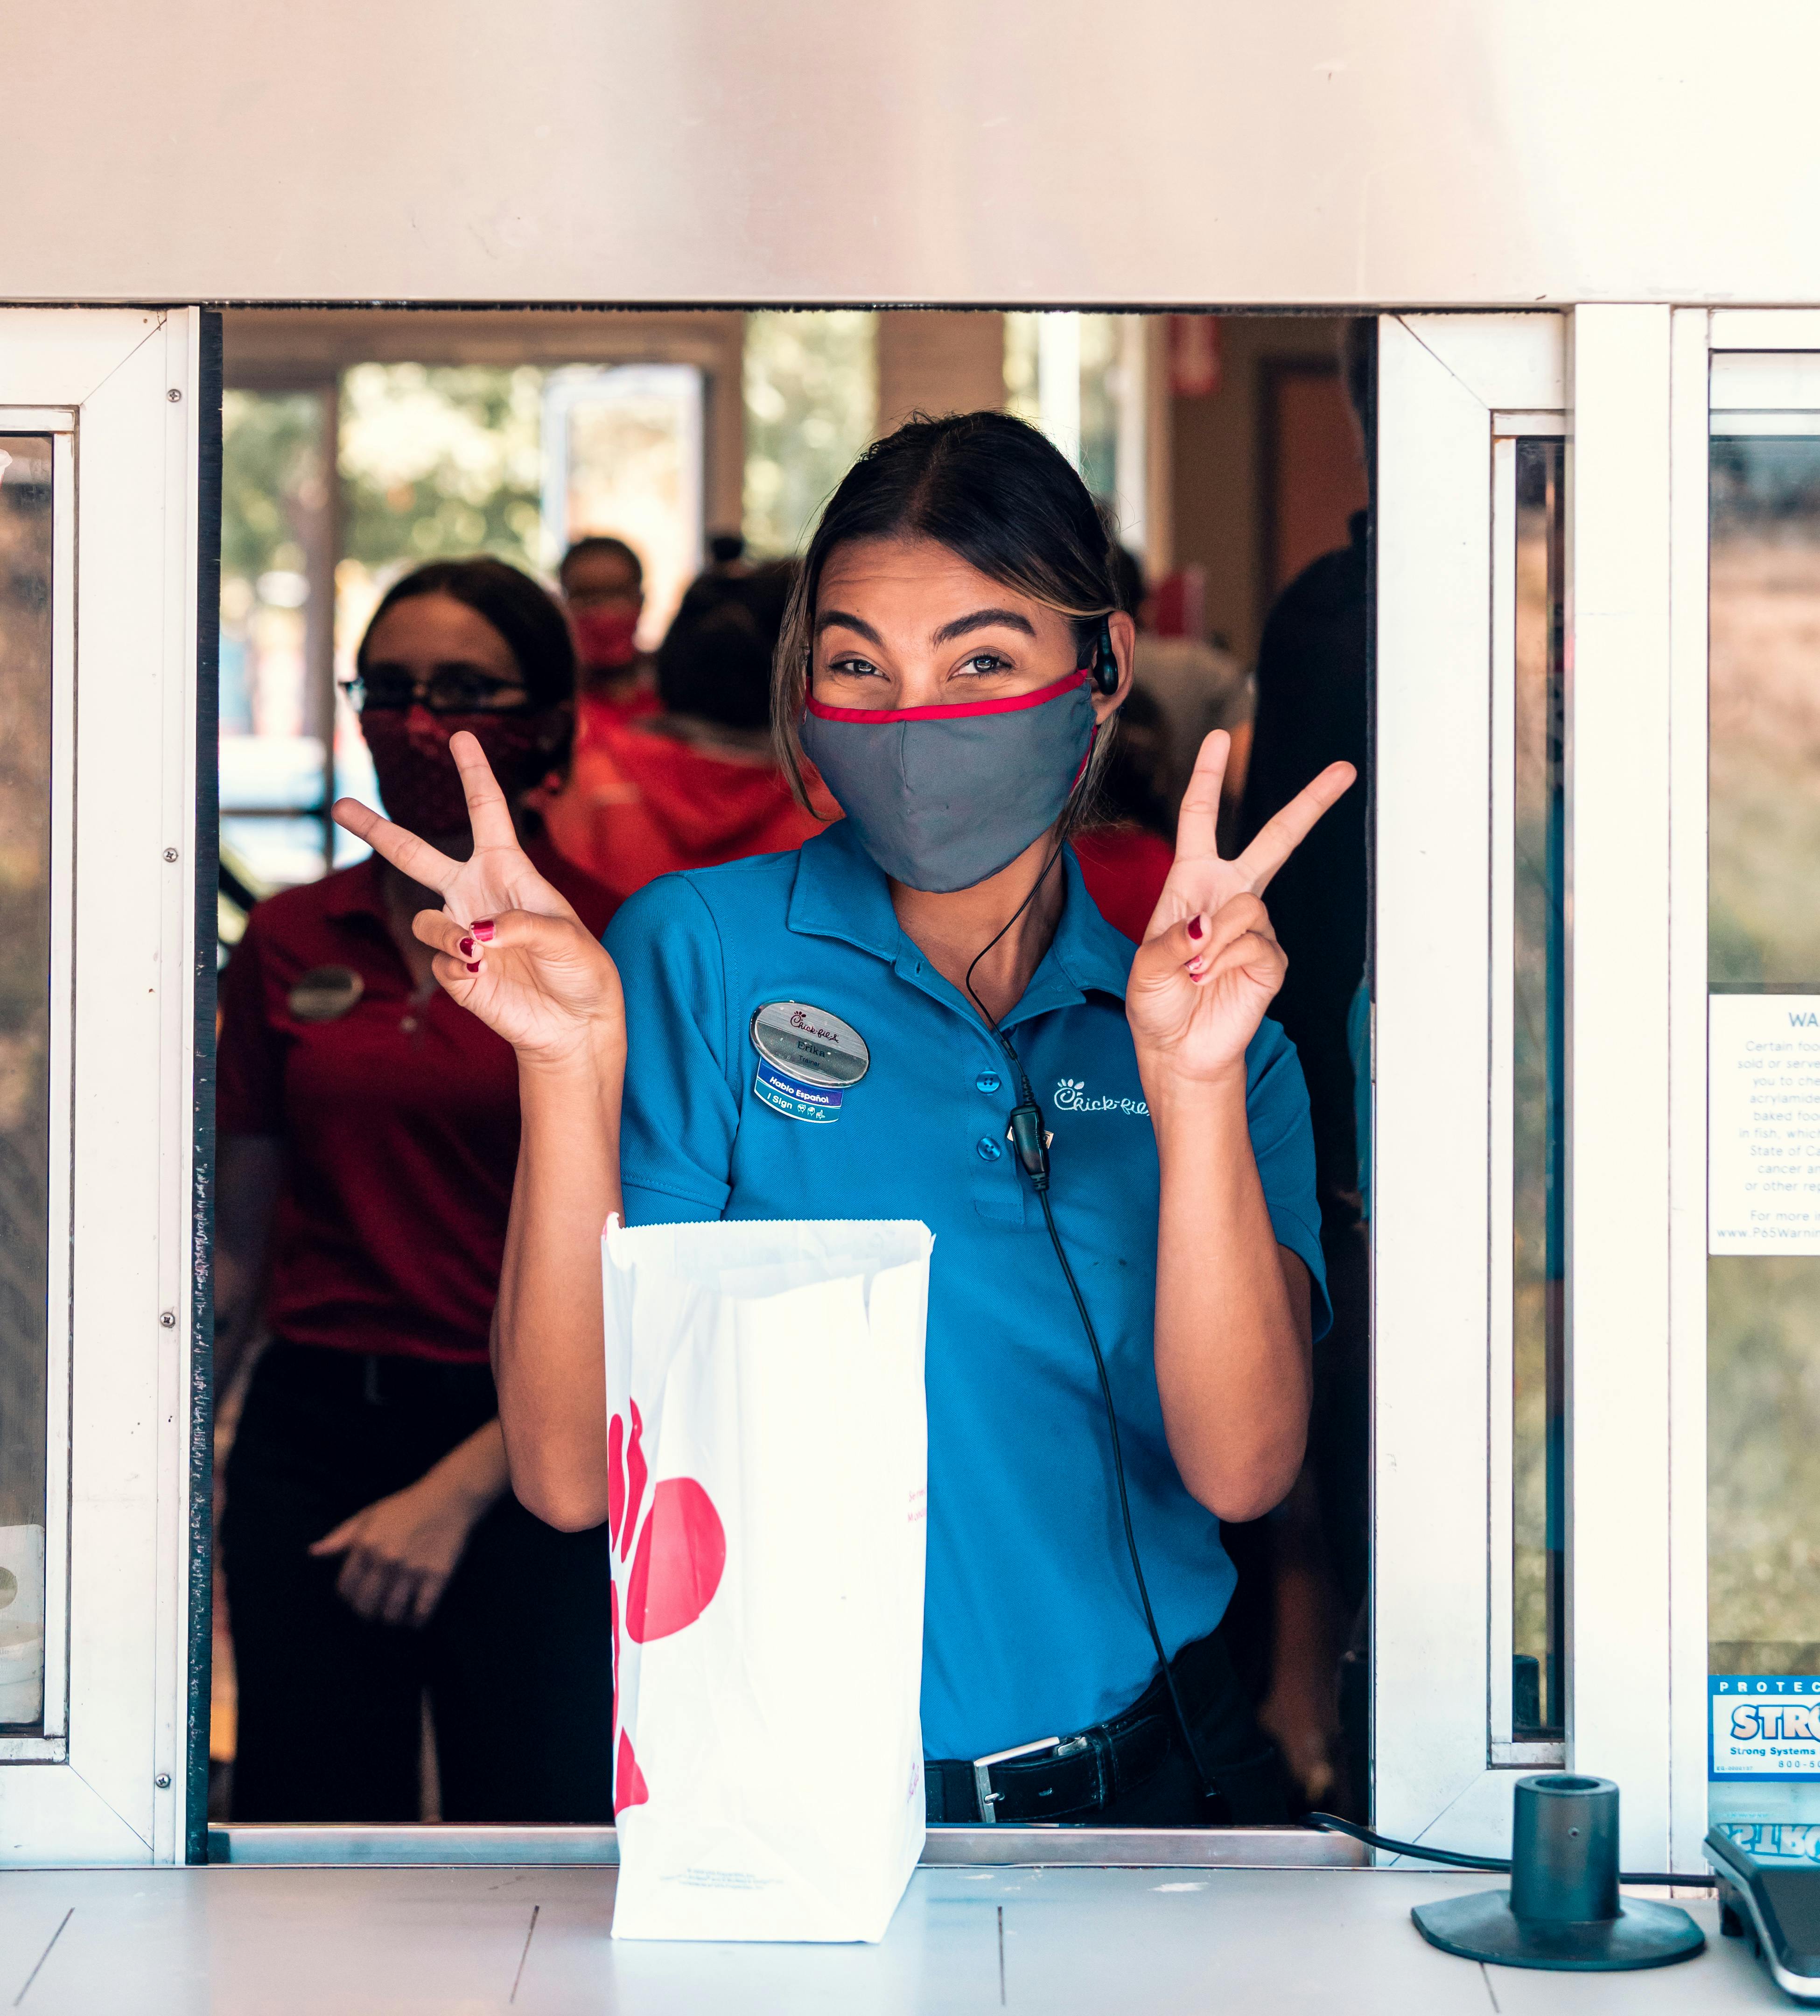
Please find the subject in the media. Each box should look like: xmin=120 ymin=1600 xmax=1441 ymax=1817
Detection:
xmin=215 ymin=558 xmax=619 ymax=1823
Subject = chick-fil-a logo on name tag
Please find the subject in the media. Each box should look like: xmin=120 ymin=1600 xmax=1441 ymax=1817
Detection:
xmin=607 ymin=1400 xmax=728 ymax=1813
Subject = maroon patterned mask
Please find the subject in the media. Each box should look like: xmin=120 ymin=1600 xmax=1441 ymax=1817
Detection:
xmin=360 ymin=706 xmax=558 ymax=840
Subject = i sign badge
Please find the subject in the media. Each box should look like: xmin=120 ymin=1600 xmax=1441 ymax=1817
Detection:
xmin=749 ymin=1000 xmax=870 ymax=1126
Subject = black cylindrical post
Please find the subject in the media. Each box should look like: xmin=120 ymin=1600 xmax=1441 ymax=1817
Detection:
xmin=1509 ymin=1774 xmax=1620 ymax=1925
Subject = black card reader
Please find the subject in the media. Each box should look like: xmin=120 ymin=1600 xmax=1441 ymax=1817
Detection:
xmin=1707 ymin=1821 xmax=1820 ymax=2002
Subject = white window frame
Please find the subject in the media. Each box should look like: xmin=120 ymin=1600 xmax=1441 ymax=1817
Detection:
xmin=0 ymin=310 xmax=204 ymax=1864
xmin=1374 ymin=311 xmax=1583 ymax=1860
xmin=0 ymin=299 xmax=1759 ymax=1878
xmin=1380 ymin=307 xmax=1754 ymax=1878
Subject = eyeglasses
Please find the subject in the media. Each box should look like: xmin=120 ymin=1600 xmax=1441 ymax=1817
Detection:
xmin=341 ymin=668 xmax=533 ymax=715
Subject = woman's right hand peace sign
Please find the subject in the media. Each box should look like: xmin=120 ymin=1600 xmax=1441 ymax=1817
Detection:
xmin=1125 ymin=730 xmax=1354 ymax=1087
xmin=332 ymin=730 xmax=624 ymax=1069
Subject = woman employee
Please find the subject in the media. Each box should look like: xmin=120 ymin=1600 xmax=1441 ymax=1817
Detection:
xmin=219 ymin=557 xmax=618 ymax=1823
xmin=333 ymin=415 xmax=1355 ymax=1827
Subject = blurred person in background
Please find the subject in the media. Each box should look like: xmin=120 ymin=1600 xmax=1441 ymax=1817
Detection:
xmin=1230 ymin=318 xmax=1373 ymax=1817
xmin=706 ymin=529 xmax=752 ymax=575
xmin=1113 ymin=545 xmax=1253 ymax=827
xmin=544 ymin=560 xmax=833 ymax=905
xmin=216 ymin=558 xmax=618 ymax=1823
xmin=1072 ymin=686 xmax=1177 ymax=945
xmin=560 ymin=533 xmax=658 ymax=722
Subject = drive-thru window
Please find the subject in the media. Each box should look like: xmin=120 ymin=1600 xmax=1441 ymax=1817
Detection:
xmin=3 ymin=304 xmax=1805 ymax=1878
xmin=7 ymin=6 xmax=1820 ymax=2002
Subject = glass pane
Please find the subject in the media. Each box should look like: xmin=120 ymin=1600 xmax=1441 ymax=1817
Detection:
xmin=220 ymin=390 xmax=337 ymax=896
xmin=1708 ymin=432 xmax=1820 ymax=1819
xmin=0 ymin=438 xmax=53 ymax=1730
xmin=1512 ymin=437 xmax=1566 ymax=1739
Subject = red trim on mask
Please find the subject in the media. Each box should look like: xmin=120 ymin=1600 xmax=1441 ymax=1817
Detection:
xmin=802 ymin=664 xmax=1093 ymax=725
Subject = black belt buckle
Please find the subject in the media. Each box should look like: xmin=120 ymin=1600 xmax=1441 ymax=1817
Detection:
xmin=971 ymin=1733 xmax=1089 ymax=1823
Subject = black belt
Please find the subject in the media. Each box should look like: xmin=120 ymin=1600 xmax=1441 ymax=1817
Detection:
xmin=925 ymin=1631 xmax=1225 ymax=1826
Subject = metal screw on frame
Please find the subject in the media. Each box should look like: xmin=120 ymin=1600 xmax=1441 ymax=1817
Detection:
xmin=154 ymin=1774 xmax=170 ymax=1790
xmin=161 ymin=847 xmax=178 ymax=862
xmin=166 ymin=388 xmax=182 ymax=403
xmin=159 ymin=1311 xmax=176 ymax=1329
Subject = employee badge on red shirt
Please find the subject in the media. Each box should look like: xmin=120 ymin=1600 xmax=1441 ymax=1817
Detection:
xmin=287 ymin=965 xmax=364 ymax=1022
xmin=749 ymin=1000 xmax=869 ymax=1125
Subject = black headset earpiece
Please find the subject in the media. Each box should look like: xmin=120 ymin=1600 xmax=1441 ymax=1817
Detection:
xmin=1092 ymin=616 xmax=1119 ymax=696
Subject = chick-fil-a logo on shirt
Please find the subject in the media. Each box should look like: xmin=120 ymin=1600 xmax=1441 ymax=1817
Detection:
xmin=789 ymin=1008 xmax=841 ymax=1042
xmin=1052 ymin=1076 xmax=1149 ymax=1118
xmin=607 ymin=1399 xmax=727 ymax=1813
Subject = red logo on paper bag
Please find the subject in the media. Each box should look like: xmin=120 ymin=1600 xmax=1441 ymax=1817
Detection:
xmin=607 ymin=1399 xmax=727 ymax=1814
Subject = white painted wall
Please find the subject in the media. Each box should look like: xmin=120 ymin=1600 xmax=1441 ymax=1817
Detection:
xmin=5 ymin=0 xmax=1818 ymax=306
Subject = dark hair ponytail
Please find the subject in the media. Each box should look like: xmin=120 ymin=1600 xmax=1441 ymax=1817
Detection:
xmin=773 ymin=411 xmax=1122 ymax=809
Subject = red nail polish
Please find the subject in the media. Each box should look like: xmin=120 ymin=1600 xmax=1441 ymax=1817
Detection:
xmin=1188 ymin=915 xmax=1204 ymax=940
xmin=472 ymin=919 xmax=495 ymax=943
xmin=465 ymin=959 xmax=481 ymax=973
xmin=458 ymin=937 xmax=474 ymax=957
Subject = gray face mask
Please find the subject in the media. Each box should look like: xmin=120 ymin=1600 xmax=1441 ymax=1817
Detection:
xmin=799 ymin=666 xmax=1098 ymax=893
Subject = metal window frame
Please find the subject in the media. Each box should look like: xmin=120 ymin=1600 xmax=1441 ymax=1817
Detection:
xmin=209 ymin=1823 xmax=1365 ymax=1870
xmin=1485 ymin=418 xmax=1568 ymax=1769
xmin=5 ymin=300 xmax=1756 ymax=1882
xmin=0 ymin=310 xmax=204 ymax=1863
xmin=0 ymin=411 xmax=75 ymax=1768
xmin=1373 ymin=311 xmax=1571 ymax=1862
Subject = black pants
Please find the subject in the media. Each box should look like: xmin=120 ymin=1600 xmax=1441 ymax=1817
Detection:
xmin=223 ymin=1342 xmax=615 ymax=1823
xmin=1070 ymin=1626 xmax=1290 ymax=1827
xmin=927 ymin=1627 xmax=1290 ymax=1828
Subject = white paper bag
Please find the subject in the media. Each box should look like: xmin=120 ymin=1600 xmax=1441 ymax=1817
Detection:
xmin=602 ymin=1216 xmax=932 ymax=1943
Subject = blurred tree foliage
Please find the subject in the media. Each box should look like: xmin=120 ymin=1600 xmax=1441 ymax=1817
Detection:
xmin=221 ymin=391 xmax=324 ymax=585
xmin=743 ymin=312 xmax=876 ymax=558
xmin=340 ymin=364 xmax=545 ymax=577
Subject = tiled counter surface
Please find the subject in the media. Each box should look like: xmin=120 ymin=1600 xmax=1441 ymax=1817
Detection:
xmin=0 ymin=1864 xmax=1784 ymax=2014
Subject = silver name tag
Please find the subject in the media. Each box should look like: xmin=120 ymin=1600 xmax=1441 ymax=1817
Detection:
xmin=749 ymin=999 xmax=870 ymax=1088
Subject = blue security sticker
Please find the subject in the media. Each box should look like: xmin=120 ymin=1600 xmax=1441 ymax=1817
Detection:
xmin=1711 ymin=1675 xmax=1820 ymax=1781
xmin=753 ymin=1057 xmax=843 ymax=1125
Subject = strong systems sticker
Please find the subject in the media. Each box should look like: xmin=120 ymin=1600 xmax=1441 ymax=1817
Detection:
xmin=1711 ymin=1675 xmax=1820 ymax=1781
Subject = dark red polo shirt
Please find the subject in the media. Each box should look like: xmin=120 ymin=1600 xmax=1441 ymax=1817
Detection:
xmin=217 ymin=834 xmax=617 ymax=1365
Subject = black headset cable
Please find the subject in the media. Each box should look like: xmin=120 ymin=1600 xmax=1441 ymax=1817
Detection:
xmin=962 ymin=839 xmax=1220 ymax=1807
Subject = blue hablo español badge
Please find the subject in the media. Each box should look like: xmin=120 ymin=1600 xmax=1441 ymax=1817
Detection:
xmin=749 ymin=1000 xmax=870 ymax=1125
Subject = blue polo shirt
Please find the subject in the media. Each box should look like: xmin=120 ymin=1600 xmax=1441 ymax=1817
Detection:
xmin=606 ymin=819 xmax=1328 ymax=1762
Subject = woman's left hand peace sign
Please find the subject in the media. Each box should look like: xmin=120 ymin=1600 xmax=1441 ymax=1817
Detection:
xmin=1126 ymin=731 xmax=1355 ymax=1085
